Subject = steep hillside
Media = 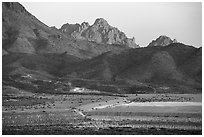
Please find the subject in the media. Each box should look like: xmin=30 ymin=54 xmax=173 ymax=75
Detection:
xmin=2 ymin=2 xmax=128 ymax=58
xmin=2 ymin=2 xmax=130 ymax=90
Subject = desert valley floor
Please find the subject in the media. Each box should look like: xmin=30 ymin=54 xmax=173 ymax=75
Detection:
xmin=2 ymin=87 xmax=202 ymax=135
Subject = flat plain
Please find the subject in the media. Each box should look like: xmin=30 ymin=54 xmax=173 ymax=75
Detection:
xmin=2 ymin=88 xmax=202 ymax=135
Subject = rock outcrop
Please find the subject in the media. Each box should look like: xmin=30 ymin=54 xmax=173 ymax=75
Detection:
xmin=60 ymin=18 xmax=139 ymax=48
xmin=60 ymin=23 xmax=81 ymax=36
xmin=147 ymin=35 xmax=177 ymax=47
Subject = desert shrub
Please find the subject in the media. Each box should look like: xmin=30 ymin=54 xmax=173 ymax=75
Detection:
xmin=87 ymin=84 xmax=119 ymax=93
xmin=122 ymin=85 xmax=154 ymax=94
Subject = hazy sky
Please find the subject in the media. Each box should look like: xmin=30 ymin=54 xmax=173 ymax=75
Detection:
xmin=21 ymin=2 xmax=202 ymax=47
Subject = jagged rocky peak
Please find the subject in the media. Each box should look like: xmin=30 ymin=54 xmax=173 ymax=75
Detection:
xmin=78 ymin=22 xmax=90 ymax=31
xmin=81 ymin=22 xmax=89 ymax=27
xmin=93 ymin=18 xmax=109 ymax=26
xmin=60 ymin=23 xmax=80 ymax=35
xmin=60 ymin=18 xmax=139 ymax=48
xmin=148 ymin=35 xmax=178 ymax=47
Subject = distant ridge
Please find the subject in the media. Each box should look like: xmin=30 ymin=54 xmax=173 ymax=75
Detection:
xmin=148 ymin=35 xmax=177 ymax=47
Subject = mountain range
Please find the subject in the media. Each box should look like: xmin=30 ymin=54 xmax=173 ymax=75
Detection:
xmin=60 ymin=18 xmax=138 ymax=48
xmin=2 ymin=2 xmax=130 ymax=59
xmin=2 ymin=2 xmax=202 ymax=94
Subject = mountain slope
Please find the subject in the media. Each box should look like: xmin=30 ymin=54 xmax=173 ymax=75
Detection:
xmin=2 ymin=2 xmax=128 ymax=59
xmin=2 ymin=2 xmax=130 ymax=84
xmin=60 ymin=18 xmax=139 ymax=48
xmin=2 ymin=2 xmax=202 ymax=94
xmin=61 ymin=43 xmax=201 ymax=93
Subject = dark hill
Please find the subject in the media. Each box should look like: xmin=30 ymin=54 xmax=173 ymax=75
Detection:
xmin=61 ymin=43 xmax=201 ymax=93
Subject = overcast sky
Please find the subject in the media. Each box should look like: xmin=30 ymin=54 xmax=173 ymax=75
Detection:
xmin=21 ymin=2 xmax=202 ymax=47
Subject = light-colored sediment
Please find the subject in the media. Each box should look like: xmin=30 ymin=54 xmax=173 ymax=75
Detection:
xmin=121 ymin=102 xmax=202 ymax=107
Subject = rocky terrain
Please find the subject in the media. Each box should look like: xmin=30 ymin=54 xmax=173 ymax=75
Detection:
xmin=148 ymin=35 xmax=177 ymax=47
xmin=60 ymin=18 xmax=139 ymax=48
